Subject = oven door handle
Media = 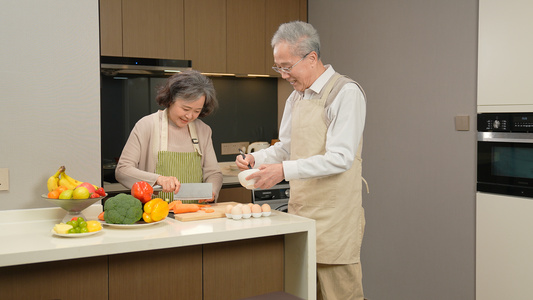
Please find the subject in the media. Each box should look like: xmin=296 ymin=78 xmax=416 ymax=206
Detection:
xmin=478 ymin=132 xmax=533 ymax=143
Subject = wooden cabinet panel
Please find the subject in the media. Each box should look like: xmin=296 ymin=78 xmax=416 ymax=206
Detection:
xmin=109 ymin=246 xmax=203 ymax=299
xmin=227 ymin=0 xmax=266 ymax=74
xmin=184 ymin=0 xmax=227 ymax=73
xmin=218 ymin=186 xmax=252 ymax=203
xmin=122 ymin=0 xmax=185 ymax=59
xmin=203 ymin=236 xmax=284 ymax=300
xmin=264 ymin=0 xmax=301 ymax=76
xmin=100 ymin=0 xmax=122 ymax=56
xmin=0 ymin=256 xmax=108 ymax=300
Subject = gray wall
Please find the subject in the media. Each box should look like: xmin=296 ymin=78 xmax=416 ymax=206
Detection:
xmin=0 ymin=0 xmax=100 ymax=210
xmin=309 ymin=1 xmax=478 ymax=299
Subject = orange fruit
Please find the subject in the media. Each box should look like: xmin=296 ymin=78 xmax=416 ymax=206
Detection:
xmin=55 ymin=186 xmax=68 ymax=194
xmin=47 ymin=190 xmax=60 ymax=199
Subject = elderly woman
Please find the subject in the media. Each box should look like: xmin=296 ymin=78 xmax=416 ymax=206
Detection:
xmin=116 ymin=70 xmax=223 ymax=202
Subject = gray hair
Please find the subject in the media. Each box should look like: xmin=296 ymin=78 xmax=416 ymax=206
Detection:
xmin=155 ymin=70 xmax=218 ymax=118
xmin=271 ymin=21 xmax=321 ymax=59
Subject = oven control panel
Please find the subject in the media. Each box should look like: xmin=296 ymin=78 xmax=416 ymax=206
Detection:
xmin=478 ymin=113 xmax=533 ymax=132
xmin=252 ymin=183 xmax=290 ymax=202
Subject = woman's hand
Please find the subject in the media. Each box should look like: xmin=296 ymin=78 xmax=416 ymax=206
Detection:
xmin=155 ymin=176 xmax=181 ymax=194
xmin=198 ymin=192 xmax=216 ymax=204
xmin=235 ymin=153 xmax=255 ymax=171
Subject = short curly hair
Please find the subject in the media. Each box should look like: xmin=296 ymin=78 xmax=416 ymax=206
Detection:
xmin=155 ymin=70 xmax=218 ymax=118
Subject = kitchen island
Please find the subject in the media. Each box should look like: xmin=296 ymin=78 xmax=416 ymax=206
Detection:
xmin=0 ymin=204 xmax=316 ymax=300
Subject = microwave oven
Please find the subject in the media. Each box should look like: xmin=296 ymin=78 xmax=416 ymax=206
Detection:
xmin=477 ymin=113 xmax=533 ymax=197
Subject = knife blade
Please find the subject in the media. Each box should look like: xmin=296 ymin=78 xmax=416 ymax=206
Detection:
xmin=153 ymin=183 xmax=212 ymax=200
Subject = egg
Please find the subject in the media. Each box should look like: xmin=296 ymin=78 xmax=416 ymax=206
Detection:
xmin=247 ymin=203 xmax=254 ymax=209
xmin=225 ymin=204 xmax=234 ymax=218
xmin=231 ymin=205 xmax=243 ymax=220
xmin=251 ymin=204 xmax=262 ymax=218
xmin=261 ymin=203 xmax=271 ymax=217
xmin=261 ymin=203 xmax=271 ymax=212
xmin=242 ymin=205 xmax=252 ymax=218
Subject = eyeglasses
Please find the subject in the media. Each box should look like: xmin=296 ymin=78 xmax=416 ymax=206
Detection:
xmin=272 ymin=52 xmax=311 ymax=74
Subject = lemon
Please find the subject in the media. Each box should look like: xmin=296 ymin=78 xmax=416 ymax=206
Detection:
xmin=86 ymin=220 xmax=102 ymax=232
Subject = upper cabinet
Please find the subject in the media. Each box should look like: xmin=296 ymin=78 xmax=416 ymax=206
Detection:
xmin=184 ymin=0 xmax=227 ymax=73
xmin=227 ymin=0 xmax=266 ymax=75
xmin=100 ymin=0 xmax=307 ymax=74
xmin=99 ymin=0 xmax=122 ymax=56
xmin=264 ymin=0 xmax=304 ymax=76
xmin=478 ymin=0 xmax=533 ymax=108
xmin=122 ymin=0 xmax=185 ymax=59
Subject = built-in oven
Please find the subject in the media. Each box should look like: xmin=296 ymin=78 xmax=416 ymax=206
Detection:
xmin=252 ymin=181 xmax=290 ymax=212
xmin=477 ymin=113 xmax=533 ymax=197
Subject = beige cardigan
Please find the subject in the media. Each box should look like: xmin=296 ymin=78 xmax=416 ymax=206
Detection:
xmin=115 ymin=110 xmax=223 ymax=198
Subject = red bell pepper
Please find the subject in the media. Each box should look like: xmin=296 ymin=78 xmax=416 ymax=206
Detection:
xmin=131 ymin=181 xmax=153 ymax=204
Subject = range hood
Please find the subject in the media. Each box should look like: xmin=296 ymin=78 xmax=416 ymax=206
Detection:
xmin=101 ymin=56 xmax=192 ymax=76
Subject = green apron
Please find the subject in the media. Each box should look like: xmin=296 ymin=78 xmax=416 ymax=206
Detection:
xmin=154 ymin=110 xmax=203 ymax=202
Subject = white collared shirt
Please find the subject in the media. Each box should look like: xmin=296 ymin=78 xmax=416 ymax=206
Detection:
xmin=253 ymin=65 xmax=366 ymax=180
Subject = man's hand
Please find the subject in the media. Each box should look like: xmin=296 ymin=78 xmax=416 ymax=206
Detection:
xmin=235 ymin=153 xmax=255 ymax=170
xmin=248 ymin=163 xmax=284 ymax=189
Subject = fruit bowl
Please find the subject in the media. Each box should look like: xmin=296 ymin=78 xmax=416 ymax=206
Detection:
xmin=42 ymin=194 xmax=107 ymax=223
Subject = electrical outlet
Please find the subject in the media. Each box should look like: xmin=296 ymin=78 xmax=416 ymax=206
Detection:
xmin=221 ymin=142 xmax=250 ymax=155
xmin=0 ymin=168 xmax=9 ymax=191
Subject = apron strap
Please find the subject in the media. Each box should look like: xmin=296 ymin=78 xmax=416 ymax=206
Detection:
xmin=152 ymin=110 xmax=162 ymax=165
xmin=161 ymin=109 xmax=169 ymax=151
xmin=320 ymin=73 xmax=343 ymax=103
xmin=188 ymin=121 xmax=202 ymax=156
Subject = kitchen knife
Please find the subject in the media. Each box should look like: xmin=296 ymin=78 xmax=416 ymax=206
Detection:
xmin=153 ymin=183 xmax=213 ymax=201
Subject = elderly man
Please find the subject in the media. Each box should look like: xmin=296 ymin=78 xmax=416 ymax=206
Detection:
xmin=236 ymin=21 xmax=367 ymax=300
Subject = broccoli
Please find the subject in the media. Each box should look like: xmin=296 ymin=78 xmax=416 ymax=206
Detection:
xmin=104 ymin=193 xmax=143 ymax=224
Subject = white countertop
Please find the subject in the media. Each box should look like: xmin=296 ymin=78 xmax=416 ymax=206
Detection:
xmin=0 ymin=204 xmax=314 ymax=268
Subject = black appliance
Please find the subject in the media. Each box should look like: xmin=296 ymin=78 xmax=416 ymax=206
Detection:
xmin=252 ymin=181 xmax=290 ymax=212
xmin=477 ymin=113 xmax=533 ymax=197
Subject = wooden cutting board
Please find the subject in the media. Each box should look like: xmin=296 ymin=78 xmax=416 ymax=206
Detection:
xmin=173 ymin=202 xmax=240 ymax=222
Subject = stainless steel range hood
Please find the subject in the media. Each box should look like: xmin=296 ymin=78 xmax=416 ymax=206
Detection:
xmin=101 ymin=56 xmax=192 ymax=76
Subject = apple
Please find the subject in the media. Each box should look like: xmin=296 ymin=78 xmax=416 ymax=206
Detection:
xmin=72 ymin=187 xmax=90 ymax=199
xmin=76 ymin=182 xmax=96 ymax=194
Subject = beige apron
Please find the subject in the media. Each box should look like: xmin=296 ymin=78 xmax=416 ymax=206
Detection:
xmin=288 ymin=73 xmax=366 ymax=264
xmin=153 ymin=110 xmax=203 ymax=202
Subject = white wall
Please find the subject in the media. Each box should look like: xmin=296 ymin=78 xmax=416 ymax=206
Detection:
xmin=309 ymin=1 xmax=478 ymax=299
xmin=0 ymin=0 xmax=101 ymax=210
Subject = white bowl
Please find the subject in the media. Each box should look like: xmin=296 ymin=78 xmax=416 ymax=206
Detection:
xmin=252 ymin=212 xmax=262 ymax=218
xmin=238 ymin=169 xmax=260 ymax=189
xmin=262 ymin=211 xmax=271 ymax=217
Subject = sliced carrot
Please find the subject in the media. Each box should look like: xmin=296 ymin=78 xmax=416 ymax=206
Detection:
xmin=202 ymin=208 xmax=215 ymax=213
xmin=168 ymin=200 xmax=183 ymax=211
xmin=98 ymin=211 xmax=105 ymax=221
xmin=173 ymin=204 xmax=200 ymax=214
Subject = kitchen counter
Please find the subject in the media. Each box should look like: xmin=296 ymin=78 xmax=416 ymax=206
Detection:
xmin=0 ymin=204 xmax=316 ymax=299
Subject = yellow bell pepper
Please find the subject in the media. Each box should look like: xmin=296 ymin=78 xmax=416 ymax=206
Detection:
xmin=142 ymin=198 xmax=169 ymax=223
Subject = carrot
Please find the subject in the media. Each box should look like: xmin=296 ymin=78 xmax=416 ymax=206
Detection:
xmin=201 ymin=208 xmax=215 ymax=213
xmin=173 ymin=204 xmax=200 ymax=214
xmin=168 ymin=200 xmax=183 ymax=211
xmin=98 ymin=211 xmax=105 ymax=221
